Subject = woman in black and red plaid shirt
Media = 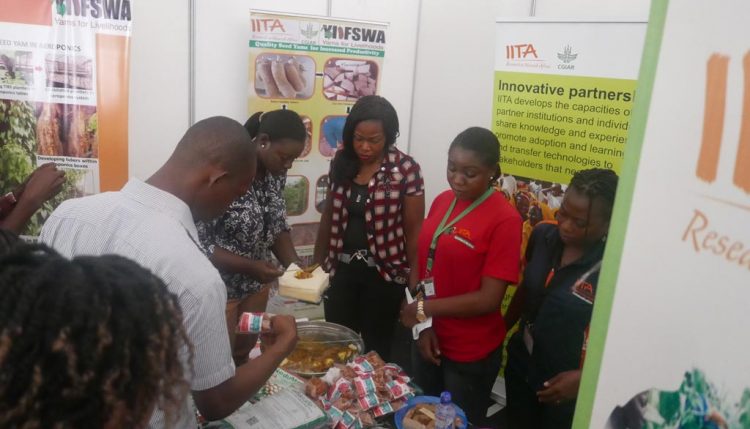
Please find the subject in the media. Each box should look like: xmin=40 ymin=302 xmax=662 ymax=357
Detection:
xmin=314 ymin=95 xmax=425 ymax=362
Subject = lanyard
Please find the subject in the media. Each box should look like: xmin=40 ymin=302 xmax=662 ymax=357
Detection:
xmin=426 ymin=187 xmax=494 ymax=274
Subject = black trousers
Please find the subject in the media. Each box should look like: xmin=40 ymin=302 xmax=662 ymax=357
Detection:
xmin=324 ymin=259 xmax=405 ymax=362
xmin=412 ymin=342 xmax=503 ymax=426
xmin=504 ymin=332 xmax=576 ymax=429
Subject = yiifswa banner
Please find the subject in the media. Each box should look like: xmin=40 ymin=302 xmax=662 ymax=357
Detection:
xmin=0 ymin=0 xmax=132 ymax=236
xmin=576 ymin=1 xmax=750 ymax=427
xmin=248 ymin=11 xmax=387 ymax=259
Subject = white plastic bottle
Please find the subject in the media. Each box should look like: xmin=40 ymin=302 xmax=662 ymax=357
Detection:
xmin=434 ymin=391 xmax=457 ymax=429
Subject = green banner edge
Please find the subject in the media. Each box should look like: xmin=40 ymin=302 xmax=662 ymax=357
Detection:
xmin=572 ymin=0 xmax=670 ymax=427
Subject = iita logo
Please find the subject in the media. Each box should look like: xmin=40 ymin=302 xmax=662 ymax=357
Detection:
xmin=251 ymin=18 xmax=286 ymax=33
xmin=696 ymin=52 xmax=750 ymax=195
xmin=557 ymin=45 xmax=577 ymax=70
xmin=506 ymin=44 xmax=538 ymax=60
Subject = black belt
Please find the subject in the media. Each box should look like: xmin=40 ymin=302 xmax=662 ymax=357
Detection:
xmin=338 ymin=249 xmax=377 ymax=267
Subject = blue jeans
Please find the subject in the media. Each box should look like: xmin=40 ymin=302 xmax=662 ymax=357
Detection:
xmin=411 ymin=341 xmax=502 ymax=425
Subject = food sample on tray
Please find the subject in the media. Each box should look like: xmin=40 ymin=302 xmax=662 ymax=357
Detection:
xmin=302 ymin=351 xmax=416 ymax=428
xmin=323 ymin=58 xmax=378 ymax=101
xmin=281 ymin=341 xmax=359 ymax=375
xmin=255 ymin=54 xmax=313 ymax=99
xmin=279 ymin=263 xmax=329 ymax=303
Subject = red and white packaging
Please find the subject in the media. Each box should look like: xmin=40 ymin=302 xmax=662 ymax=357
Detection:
xmin=236 ymin=312 xmax=272 ymax=334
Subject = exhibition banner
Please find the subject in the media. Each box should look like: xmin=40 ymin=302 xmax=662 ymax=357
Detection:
xmin=491 ymin=20 xmax=646 ymax=318
xmin=576 ymin=1 xmax=750 ymax=427
xmin=0 ymin=0 xmax=131 ymax=236
xmin=492 ymin=20 xmax=645 ymax=186
xmin=248 ymin=11 xmax=387 ymax=258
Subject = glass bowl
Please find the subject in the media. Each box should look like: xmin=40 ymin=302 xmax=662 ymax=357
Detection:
xmin=280 ymin=321 xmax=365 ymax=378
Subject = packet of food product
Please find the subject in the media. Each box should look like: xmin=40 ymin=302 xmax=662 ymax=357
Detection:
xmin=385 ymin=379 xmax=412 ymax=400
xmin=236 ymin=311 xmax=273 ymax=334
xmin=372 ymin=401 xmax=395 ymax=418
xmin=351 ymin=356 xmax=375 ymax=373
xmin=304 ymin=377 xmax=329 ymax=399
xmin=328 ymin=377 xmax=354 ymax=402
xmin=357 ymin=393 xmax=380 ymax=411
xmin=362 ymin=351 xmax=386 ymax=369
xmin=382 ymin=363 xmax=411 ymax=383
xmin=353 ymin=374 xmax=377 ymax=398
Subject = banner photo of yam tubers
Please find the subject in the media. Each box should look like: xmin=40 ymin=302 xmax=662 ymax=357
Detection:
xmin=323 ymin=58 xmax=378 ymax=101
xmin=255 ymin=53 xmax=315 ymax=99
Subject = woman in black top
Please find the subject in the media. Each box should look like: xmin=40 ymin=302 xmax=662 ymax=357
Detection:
xmin=504 ymin=168 xmax=619 ymax=429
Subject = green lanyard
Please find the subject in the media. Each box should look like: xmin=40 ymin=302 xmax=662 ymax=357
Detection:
xmin=426 ymin=187 xmax=495 ymax=274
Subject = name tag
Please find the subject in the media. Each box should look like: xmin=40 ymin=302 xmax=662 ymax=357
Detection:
xmin=422 ymin=278 xmax=436 ymax=297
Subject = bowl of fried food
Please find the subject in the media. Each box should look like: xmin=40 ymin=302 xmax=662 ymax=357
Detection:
xmin=280 ymin=321 xmax=364 ymax=377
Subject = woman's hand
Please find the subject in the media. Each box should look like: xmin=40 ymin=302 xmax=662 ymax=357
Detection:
xmin=417 ymin=328 xmax=441 ymax=366
xmin=536 ymin=370 xmax=581 ymax=405
xmin=400 ymin=300 xmax=419 ymax=328
xmin=247 ymin=260 xmax=284 ymax=283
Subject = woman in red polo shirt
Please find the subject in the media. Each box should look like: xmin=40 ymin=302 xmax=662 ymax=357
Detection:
xmin=314 ymin=95 xmax=425 ymax=362
xmin=401 ymin=127 xmax=522 ymax=424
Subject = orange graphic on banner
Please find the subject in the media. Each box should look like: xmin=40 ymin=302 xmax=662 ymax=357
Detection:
xmin=96 ymin=34 xmax=130 ymax=192
xmin=696 ymin=54 xmax=729 ymax=184
xmin=734 ymin=53 xmax=750 ymax=193
xmin=0 ymin=0 xmax=52 ymax=26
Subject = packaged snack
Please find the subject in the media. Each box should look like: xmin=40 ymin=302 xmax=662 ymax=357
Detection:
xmin=372 ymin=401 xmax=394 ymax=418
xmin=353 ymin=374 xmax=377 ymax=398
xmin=304 ymin=377 xmax=329 ymax=399
xmin=385 ymin=379 xmax=411 ymax=400
xmin=328 ymin=377 xmax=354 ymax=402
xmin=237 ymin=312 xmax=271 ymax=333
xmin=362 ymin=351 xmax=386 ymax=369
xmin=351 ymin=357 xmax=375 ymax=373
xmin=357 ymin=393 xmax=380 ymax=411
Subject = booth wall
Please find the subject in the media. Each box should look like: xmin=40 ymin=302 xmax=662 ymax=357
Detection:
xmin=129 ymin=0 xmax=190 ymax=182
xmin=127 ymin=0 xmax=651 ymax=191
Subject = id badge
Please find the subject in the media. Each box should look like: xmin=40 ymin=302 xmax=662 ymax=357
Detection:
xmin=422 ymin=278 xmax=436 ymax=298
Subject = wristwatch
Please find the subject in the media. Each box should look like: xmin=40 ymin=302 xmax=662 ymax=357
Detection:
xmin=206 ymin=244 xmax=216 ymax=259
xmin=416 ymin=299 xmax=427 ymax=323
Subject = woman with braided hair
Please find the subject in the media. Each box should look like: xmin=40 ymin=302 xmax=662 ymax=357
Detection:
xmin=0 ymin=244 xmax=192 ymax=428
xmin=504 ymin=168 xmax=619 ymax=429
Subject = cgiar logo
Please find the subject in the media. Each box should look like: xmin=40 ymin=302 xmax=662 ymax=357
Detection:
xmin=696 ymin=52 xmax=750 ymax=195
xmin=557 ymin=45 xmax=577 ymax=70
xmin=300 ymin=23 xmax=319 ymax=39
xmin=52 ymin=0 xmax=132 ymax=21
